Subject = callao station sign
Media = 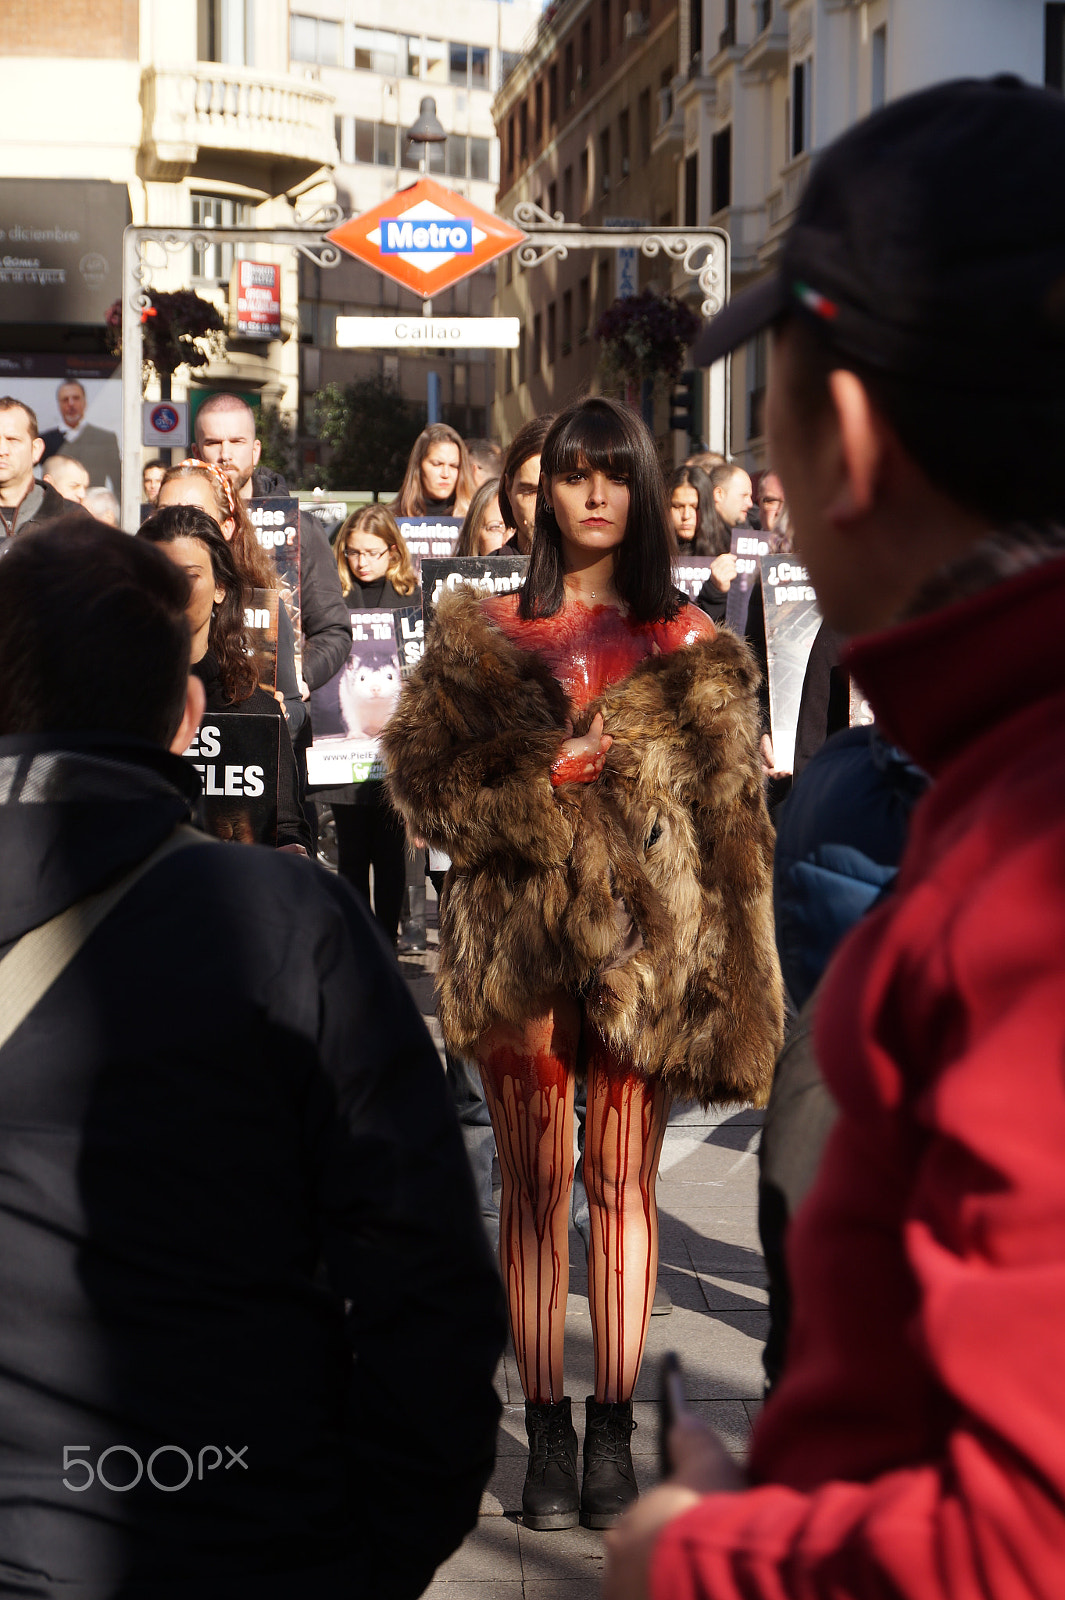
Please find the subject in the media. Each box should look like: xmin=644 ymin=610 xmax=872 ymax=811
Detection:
xmin=327 ymin=179 xmax=525 ymax=347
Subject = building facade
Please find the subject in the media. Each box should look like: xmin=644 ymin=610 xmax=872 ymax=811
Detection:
xmin=294 ymin=0 xmax=540 ymax=458
xmin=490 ymin=0 xmax=691 ymax=444
xmin=3 ymin=0 xmax=339 ymax=493
xmin=681 ymin=0 xmax=1059 ymax=467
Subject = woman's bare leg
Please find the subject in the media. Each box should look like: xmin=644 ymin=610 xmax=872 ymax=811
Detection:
xmin=583 ymin=1042 xmax=672 ymax=1403
xmin=474 ymin=994 xmax=579 ymax=1403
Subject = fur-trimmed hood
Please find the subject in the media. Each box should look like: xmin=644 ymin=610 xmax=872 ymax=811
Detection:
xmin=383 ymin=589 xmax=783 ymax=1106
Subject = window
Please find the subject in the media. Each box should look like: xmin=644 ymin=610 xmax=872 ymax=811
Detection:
xmin=549 ymin=64 xmax=559 ymax=124
xmin=501 ymin=49 xmax=522 ymax=83
xmin=470 ymin=137 xmax=490 ymax=181
xmin=354 ymin=118 xmax=374 ymax=163
xmin=547 ymin=302 xmax=557 ymax=364
xmin=422 ymin=39 xmax=447 ymax=82
xmin=507 ymin=115 xmax=515 ymax=176
xmin=579 ymin=147 xmax=590 ymax=209
xmin=1048 ymin=4 xmax=1065 ymax=88
xmin=353 ymin=27 xmax=398 ymax=73
xmin=791 ymin=57 xmax=812 ymax=156
xmin=711 ymin=125 xmax=731 ymax=211
xmin=580 ymin=20 xmax=592 ymax=84
xmin=599 ymin=128 xmax=611 ymax=193
xmin=376 ymin=123 xmax=397 ymax=167
xmin=747 ymin=329 xmax=768 ymax=439
xmin=689 ymin=0 xmax=702 ymax=62
xmin=191 ymin=193 xmax=252 ymax=280
xmin=564 ymin=41 xmax=575 ymax=103
xmin=618 ymin=108 xmax=630 ymax=176
xmin=535 ymin=80 xmax=544 ymax=144
xmin=548 ymin=179 xmax=558 ymax=216
xmin=519 ymin=101 xmax=529 ymax=159
xmin=199 ymin=0 xmax=253 ymax=65
xmin=638 ymin=87 xmax=651 ymax=158
xmin=563 ymin=165 xmax=573 ymax=217
xmin=684 ymin=152 xmax=698 ymax=225
xmin=719 ymin=0 xmax=736 ymax=50
xmin=289 ymin=13 xmax=340 ymax=65
xmin=756 ymin=0 xmax=773 ymax=31
xmin=600 ymin=0 xmax=611 ymax=62
xmin=562 ymin=289 xmax=573 ymax=354
xmin=871 ymin=24 xmax=887 ymax=109
xmin=450 ymin=42 xmax=470 ymax=86
xmin=471 ymin=46 xmax=490 ymax=88
xmin=579 ymin=275 xmax=591 ymax=340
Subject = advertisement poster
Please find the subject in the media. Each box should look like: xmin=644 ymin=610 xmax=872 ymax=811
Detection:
xmin=0 ymin=354 xmax=122 ymax=495
xmin=307 ymin=609 xmax=401 ymax=786
xmin=182 ymin=713 xmax=280 ymax=847
xmin=725 ymin=530 xmax=770 ymax=633
xmin=760 ymin=554 xmax=822 ymax=775
xmin=0 ymin=178 xmax=129 ymax=326
xmin=421 ymin=554 xmax=530 ymax=623
xmin=249 ymin=496 xmax=301 ymax=642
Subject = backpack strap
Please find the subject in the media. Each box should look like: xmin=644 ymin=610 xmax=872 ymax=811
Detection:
xmin=0 ymin=824 xmax=210 ymax=1054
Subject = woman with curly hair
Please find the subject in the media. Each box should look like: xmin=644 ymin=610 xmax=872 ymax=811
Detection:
xmin=391 ymin=424 xmax=476 ymax=519
xmin=137 ymin=502 xmax=310 ymax=852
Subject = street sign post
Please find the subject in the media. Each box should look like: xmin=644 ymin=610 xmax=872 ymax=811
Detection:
xmin=335 ymin=316 xmax=520 ymax=348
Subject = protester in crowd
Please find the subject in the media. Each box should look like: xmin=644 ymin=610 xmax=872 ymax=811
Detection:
xmin=465 ymin=437 xmax=502 ymax=488
xmin=138 ymin=503 xmax=311 ymax=853
xmin=0 ymin=517 xmax=506 ymax=1598
xmin=0 ymin=398 xmax=89 ymax=544
xmin=603 ymin=74 xmax=1065 ymax=1600
xmin=85 ymin=486 xmax=120 ymax=526
xmin=454 ymin=477 xmax=508 ymax=557
xmin=756 ymin=468 xmax=787 ymax=539
xmin=391 ymin=424 xmax=475 ymax=520
xmin=192 ymin=394 xmax=353 ymax=698
xmin=156 ymin=459 xmax=306 ymax=738
xmin=706 ymin=462 xmax=753 ymax=552
xmin=41 ymin=454 xmax=90 ymax=506
xmin=39 ymin=379 xmax=121 ymax=494
xmin=668 ymin=464 xmax=738 ymax=625
xmin=317 ymin=504 xmax=419 ymax=941
xmin=498 ymin=414 xmax=555 ymax=555
xmin=385 ymin=395 xmax=782 ymax=1535
xmin=685 ymin=449 xmax=725 ymax=473
xmin=142 ymin=459 xmax=166 ymax=506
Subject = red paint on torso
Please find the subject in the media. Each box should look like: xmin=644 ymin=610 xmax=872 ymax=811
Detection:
xmin=483 ymin=592 xmax=714 ymax=711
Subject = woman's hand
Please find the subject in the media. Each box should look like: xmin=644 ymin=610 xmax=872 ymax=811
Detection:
xmin=602 ymin=1414 xmax=746 ymax=1600
xmin=760 ymin=733 xmax=791 ymax=779
xmin=551 ymin=711 xmax=613 ymax=786
xmin=710 ymin=552 xmax=738 ymax=592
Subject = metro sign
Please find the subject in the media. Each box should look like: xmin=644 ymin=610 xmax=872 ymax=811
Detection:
xmin=327 ymin=178 xmax=526 ymax=299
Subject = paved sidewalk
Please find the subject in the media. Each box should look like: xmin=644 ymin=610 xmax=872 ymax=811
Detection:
xmin=396 ymin=909 xmax=768 ymax=1599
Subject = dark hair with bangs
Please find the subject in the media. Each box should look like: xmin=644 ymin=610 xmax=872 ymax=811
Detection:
xmin=519 ymin=397 xmax=681 ymax=622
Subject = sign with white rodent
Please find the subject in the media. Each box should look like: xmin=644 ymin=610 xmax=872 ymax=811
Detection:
xmin=306 ymin=610 xmax=402 ymax=785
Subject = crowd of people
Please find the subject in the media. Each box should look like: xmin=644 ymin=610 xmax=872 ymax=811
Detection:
xmin=0 ymin=71 xmax=1063 ymax=1600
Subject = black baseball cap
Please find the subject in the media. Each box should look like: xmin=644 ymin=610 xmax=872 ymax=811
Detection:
xmin=692 ymin=76 xmax=1065 ymax=395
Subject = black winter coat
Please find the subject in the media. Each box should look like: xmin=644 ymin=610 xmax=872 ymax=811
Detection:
xmin=0 ymin=735 xmax=506 ymax=1598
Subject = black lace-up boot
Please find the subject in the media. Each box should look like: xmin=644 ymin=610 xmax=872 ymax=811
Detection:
xmin=580 ymin=1396 xmax=638 ymax=1528
xmin=522 ymin=1397 xmax=580 ymax=1529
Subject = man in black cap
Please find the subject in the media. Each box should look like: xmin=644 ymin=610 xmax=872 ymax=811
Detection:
xmin=603 ymin=76 xmax=1065 ymax=1600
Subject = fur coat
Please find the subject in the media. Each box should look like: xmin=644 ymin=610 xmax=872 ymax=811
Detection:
xmin=382 ymin=589 xmax=784 ymax=1106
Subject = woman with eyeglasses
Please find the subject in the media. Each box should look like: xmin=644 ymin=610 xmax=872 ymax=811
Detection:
xmin=321 ymin=504 xmax=420 ymax=941
xmin=453 ymin=477 xmax=508 ymax=557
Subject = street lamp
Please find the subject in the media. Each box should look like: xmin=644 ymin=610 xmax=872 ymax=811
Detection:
xmin=405 ymin=96 xmax=448 ymax=421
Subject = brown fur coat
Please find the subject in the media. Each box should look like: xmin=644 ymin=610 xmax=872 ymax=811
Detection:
xmin=382 ymin=589 xmax=783 ymax=1106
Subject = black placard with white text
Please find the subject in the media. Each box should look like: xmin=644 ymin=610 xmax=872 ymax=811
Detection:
xmin=182 ymin=713 xmax=280 ymax=847
xmin=421 ymin=554 xmax=530 ymax=623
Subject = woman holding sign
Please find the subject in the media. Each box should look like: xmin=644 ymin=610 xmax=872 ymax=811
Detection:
xmin=384 ymin=398 xmax=782 ymax=1532
xmin=137 ymin=504 xmax=309 ymax=853
xmin=321 ymin=505 xmax=421 ymax=941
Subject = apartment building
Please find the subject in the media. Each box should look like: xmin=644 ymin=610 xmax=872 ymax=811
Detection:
xmin=491 ymin=0 xmax=688 ymax=442
xmin=681 ymin=0 xmax=1059 ymax=466
xmin=294 ymin=0 xmax=540 ymax=444
xmin=3 ymin=0 xmax=339 ymax=484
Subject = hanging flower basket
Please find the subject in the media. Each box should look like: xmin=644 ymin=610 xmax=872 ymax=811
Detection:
xmin=106 ymin=290 xmax=227 ymax=392
xmin=596 ymin=288 xmax=701 ymax=391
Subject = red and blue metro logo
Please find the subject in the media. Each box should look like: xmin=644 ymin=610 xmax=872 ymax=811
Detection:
xmin=327 ymin=178 xmax=526 ymax=299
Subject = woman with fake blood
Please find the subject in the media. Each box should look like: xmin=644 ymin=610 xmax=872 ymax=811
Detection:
xmin=383 ymin=398 xmax=782 ymax=1533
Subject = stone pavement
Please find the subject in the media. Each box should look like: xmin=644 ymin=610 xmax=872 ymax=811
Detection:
xmin=396 ymin=895 xmax=768 ymax=1600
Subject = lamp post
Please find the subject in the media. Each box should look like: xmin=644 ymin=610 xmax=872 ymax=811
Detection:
xmin=405 ymin=95 xmax=448 ymax=422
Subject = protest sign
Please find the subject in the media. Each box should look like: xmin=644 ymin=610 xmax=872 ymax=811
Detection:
xmin=725 ymin=531 xmax=770 ymax=632
xmin=244 ymin=587 xmax=278 ymax=690
xmin=421 ymin=554 xmax=530 ymax=622
xmin=760 ymin=554 xmax=822 ymax=774
xmin=396 ymin=605 xmax=424 ymax=677
xmin=673 ymin=559 xmax=718 ymax=606
xmin=182 ymin=713 xmax=280 ymax=846
xmin=397 ymin=517 xmax=462 ymax=563
xmin=307 ymin=609 xmax=401 ymax=786
xmin=249 ymin=497 xmax=301 ymax=645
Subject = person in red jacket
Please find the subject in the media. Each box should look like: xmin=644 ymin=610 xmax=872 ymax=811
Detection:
xmin=603 ymin=74 xmax=1065 ymax=1600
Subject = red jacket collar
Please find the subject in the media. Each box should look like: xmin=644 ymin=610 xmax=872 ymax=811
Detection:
xmin=844 ymin=551 xmax=1065 ymax=775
